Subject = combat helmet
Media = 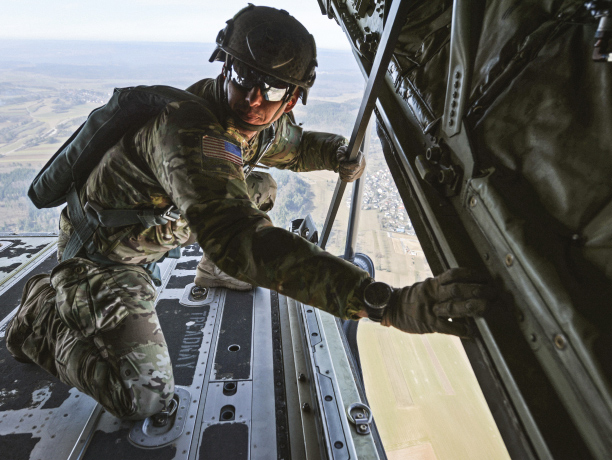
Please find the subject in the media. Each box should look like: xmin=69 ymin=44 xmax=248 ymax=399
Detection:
xmin=209 ymin=4 xmax=318 ymax=105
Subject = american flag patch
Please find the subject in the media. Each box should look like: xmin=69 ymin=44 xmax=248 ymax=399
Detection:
xmin=202 ymin=136 xmax=243 ymax=166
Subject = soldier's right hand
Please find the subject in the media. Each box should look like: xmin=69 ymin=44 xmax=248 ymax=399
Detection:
xmin=336 ymin=145 xmax=366 ymax=182
xmin=381 ymin=268 xmax=493 ymax=338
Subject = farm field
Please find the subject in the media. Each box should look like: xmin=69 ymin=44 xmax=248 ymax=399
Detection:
xmin=359 ymin=324 xmax=511 ymax=460
xmin=299 ymin=166 xmax=432 ymax=287
xmin=0 ymin=97 xmax=101 ymax=165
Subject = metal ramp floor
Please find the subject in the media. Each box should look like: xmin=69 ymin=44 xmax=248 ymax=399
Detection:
xmin=0 ymin=235 xmax=380 ymax=460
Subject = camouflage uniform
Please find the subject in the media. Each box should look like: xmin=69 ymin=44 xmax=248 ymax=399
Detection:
xmin=8 ymin=79 xmax=371 ymax=420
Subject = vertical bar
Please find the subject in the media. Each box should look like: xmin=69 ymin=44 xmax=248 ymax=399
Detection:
xmin=343 ymin=178 xmax=365 ymax=261
xmin=318 ymin=0 xmax=412 ymax=249
xmin=319 ymin=181 xmax=347 ymax=250
xmin=343 ymin=117 xmax=373 ymax=261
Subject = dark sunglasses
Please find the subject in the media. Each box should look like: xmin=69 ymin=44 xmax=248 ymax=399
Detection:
xmin=230 ymin=60 xmax=292 ymax=102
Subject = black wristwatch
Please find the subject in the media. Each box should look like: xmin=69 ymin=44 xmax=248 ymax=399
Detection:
xmin=363 ymin=281 xmax=393 ymax=323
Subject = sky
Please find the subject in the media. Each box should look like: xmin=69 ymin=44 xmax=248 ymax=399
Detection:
xmin=1 ymin=0 xmax=351 ymax=50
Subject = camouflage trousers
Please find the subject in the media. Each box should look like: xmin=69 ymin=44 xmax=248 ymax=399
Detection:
xmin=7 ymin=259 xmax=173 ymax=420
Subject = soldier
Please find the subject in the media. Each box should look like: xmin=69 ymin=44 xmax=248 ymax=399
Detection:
xmin=6 ymin=5 xmax=492 ymax=421
xmin=187 ymin=5 xmax=366 ymax=291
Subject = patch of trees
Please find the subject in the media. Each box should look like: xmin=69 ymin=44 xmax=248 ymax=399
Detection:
xmin=0 ymin=168 xmax=61 ymax=233
xmin=268 ymin=170 xmax=315 ymax=229
xmin=0 ymin=167 xmax=34 ymax=201
xmin=19 ymin=201 xmax=62 ymax=233
xmin=0 ymin=120 xmax=44 ymax=144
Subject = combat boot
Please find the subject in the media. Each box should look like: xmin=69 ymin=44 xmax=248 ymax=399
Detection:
xmin=195 ymin=254 xmax=252 ymax=291
xmin=6 ymin=273 xmax=56 ymax=364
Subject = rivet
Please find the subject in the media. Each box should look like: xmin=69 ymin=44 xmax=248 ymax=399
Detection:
xmin=448 ymin=119 xmax=454 ymax=126
xmin=455 ymin=71 xmax=461 ymax=79
xmin=302 ymin=403 xmax=310 ymax=412
xmin=483 ymin=253 xmax=490 ymax=261
xmin=359 ymin=425 xmax=368 ymax=432
xmin=453 ymin=91 xmax=458 ymax=98
xmin=454 ymin=81 xmax=460 ymax=88
xmin=469 ymin=196 xmax=478 ymax=207
xmin=554 ymin=334 xmax=567 ymax=350
xmin=572 ymin=234 xmax=580 ymax=241
xmin=529 ymin=334 xmax=537 ymax=342
xmin=505 ymin=254 xmax=514 ymax=266
xmin=297 ymin=373 xmax=306 ymax=382
xmin=450 ymin=110 xmax=456 ymax=117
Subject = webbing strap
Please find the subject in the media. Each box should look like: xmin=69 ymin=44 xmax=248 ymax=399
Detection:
xmin=85 ymin=201 xmax=180 ymax=228
xmin=62 ymin=187 xmax=100 ymax=262
xmin=61 ymin=186 xmax=182 ymax=262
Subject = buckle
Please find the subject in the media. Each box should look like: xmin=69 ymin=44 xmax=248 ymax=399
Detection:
xmin=83 ymin=201 xmax=103 ymax=216
xmin=161 ymin=205 xmax=180 ymax=222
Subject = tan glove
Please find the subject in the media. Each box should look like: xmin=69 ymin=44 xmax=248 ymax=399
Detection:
xmin=381 ymin=268 xmax=493 ymax=337
xmin=336 ymin=145 xmax=366 ymax=182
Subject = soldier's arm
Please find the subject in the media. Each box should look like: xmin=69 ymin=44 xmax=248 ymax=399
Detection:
xmin=260 ymin=114 xmax=346 ymax=172
xmin=138 ymin=100 xmax=370 ymax=320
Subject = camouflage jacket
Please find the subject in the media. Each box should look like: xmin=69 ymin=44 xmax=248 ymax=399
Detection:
xmin=62 ymin=84 xmax=369 ymax=319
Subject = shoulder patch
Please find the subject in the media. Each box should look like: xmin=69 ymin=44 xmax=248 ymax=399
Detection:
xmin=202 ymin=135 xmax=243 ymax=166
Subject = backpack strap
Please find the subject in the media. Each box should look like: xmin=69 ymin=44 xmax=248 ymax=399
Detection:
xmin=62 ymin=186 xmax=101 ymax=262
xmin=84 ymin=201 xmax=180 ymax=228
xmin=61 ymin=186 xmax=181 ymax=262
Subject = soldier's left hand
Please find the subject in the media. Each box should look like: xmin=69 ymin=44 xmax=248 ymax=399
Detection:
xmin=336 ymin=145 xmax=366 ymax=182
xmin=381 ymin=268 xmax=494 ymax=338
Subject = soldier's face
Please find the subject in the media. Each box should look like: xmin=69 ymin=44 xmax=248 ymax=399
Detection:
xmin=228 ymin=80 xmax=298 ymax=137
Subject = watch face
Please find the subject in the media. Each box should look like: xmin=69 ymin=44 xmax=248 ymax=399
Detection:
xmin=364 ymin=281 xmax=392 ymax=309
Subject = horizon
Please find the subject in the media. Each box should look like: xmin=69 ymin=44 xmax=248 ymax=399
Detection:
xmin=0 ymin=37 xmax=352 ymax=52
xmin=0 ymin=39 xmax=361 ymax=87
